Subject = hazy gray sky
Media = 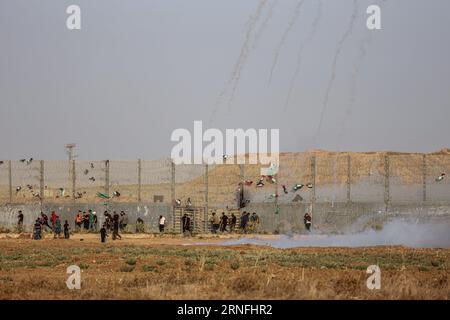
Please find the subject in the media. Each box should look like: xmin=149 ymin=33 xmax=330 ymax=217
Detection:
xmin=0 ymin=0 xmax=449 ymax=160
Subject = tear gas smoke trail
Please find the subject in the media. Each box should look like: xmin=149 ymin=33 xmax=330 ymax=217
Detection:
xmin=312 ymin=0 xmax=358 ymax=147
xmin=336 ymin=0 xmax=390 ymax=146
xmin=252 ymin=0 xmax=279 ymax=51
xmin=336 ymin=32 xmax=373 ymax=148
xmin=283 ymin=0 xmax=323 ymax=111
xmin=332 ymin=1 xmax=385 ymax=190
xmin=267 ymin=0 xmax=306 ymax=86
xmin=226 ymin=0 xmax=270 ymax=110
xmin=209 ymin=0 xmax=268 ymax=124
xmin=331 ymin=34 xmax=373 ymax=207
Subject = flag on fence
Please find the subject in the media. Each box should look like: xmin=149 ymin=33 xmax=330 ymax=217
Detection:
xmin=97 ymin=192 xmax=110 ymax=199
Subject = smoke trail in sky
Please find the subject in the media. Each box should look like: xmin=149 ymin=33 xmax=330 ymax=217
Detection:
xmin=283 ymin=0 xmax=322 ymax=111
xmin=313 ymin=0 xmax=358 ymax=146
xmin=332 ymin=32 xmax=373 ymax=205
xmin=209 ymin=0 xmax=268 ymax=124
xmin=336 ymin=32 xmax=374 ymax=148
xmin=252 ymin=0 xmax=279 ymax=51
xmin=336 ymin=0 xmax=390 ymax=148
xmin=225 ymin=0 xmax=270 ymax=110
xmin=267 ymin=0 xmax=306 ymax=86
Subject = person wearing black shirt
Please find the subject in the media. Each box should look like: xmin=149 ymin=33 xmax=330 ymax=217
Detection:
xmin=17 ymin=210 xmax=24 ymax=233
xmin=220 ymin=212 xmax=228 ymax=232
xmin=100 ymin=224 xmax=108 ymax=243
xmin=240 ymin=212 xmax=249 ymax=233
xmin=230 ymin=213 xmax=237 ymax=233
xmin=64 ymin=220 xmax=70 ymax=239
xmin=181 ymin=214 xmax=191 ymax=235
xmin=304 ymin=212 xmax=312 ymax=232
xmin=112 ymin=214 xmax=122 ymax=240
xmin=40 ymin=212 xmax=51 ymax=231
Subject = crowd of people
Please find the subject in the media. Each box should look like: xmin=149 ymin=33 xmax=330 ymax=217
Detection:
xmin=31 ymin=211 xmax=71 ymax=240
xmin=26 ymin=209 xmax=131 ymax=241
xmin=19 ymin=207 xmax=313 ymax=241
xmin=74 ymin=210 xmax=98 ymax=231
xmin=209 ymin=211 xmax=260 ymax=234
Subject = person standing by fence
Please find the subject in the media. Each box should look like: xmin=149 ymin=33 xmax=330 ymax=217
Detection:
xmin=240 ymin=212 xmax=249 ymax=233
xmin=75 ymin=211 xmax=82 ymax=232
xmin=220 ymin=212 xmax=228 ymax=232
xmin=64 ymin=220 xmax=70 ymax=239
xmin=17 ymin=210 xmax=24 ymax=233
xmin=304 ymin=212 xmax=312 ymax=232
xmin=33 ymin=218 xmax=42 ymax=240
xmin=230 ymin=213 xmax=237 ymax=233
xmin=54 ymin=216 xmax=62 ymax=239
xmin=181 ymin=213 xmax=191 ymax=235
xmin=210 ymin=212 xmax=220 ymax=234
xmin=250 ymin=212 xmax=260 ymax=233
xmin=40 ymin=212 xmax=51 ymax=232
xmin=88 ymin=210 xmax=95 ymax=230
xmin=83 ymin=211 xmax=90 ymax=230
xmin=136 ymin=217 xmax=145 ymax=233
xmin=50 ymin=211 xmax=57 ymax=230
xmin=112 ymin=213 xmax=122 ymax=240
xmin=159 ymin=215 xmax=166 ymax=233
xmin=120 ymin=211 xmax=128 ymax=231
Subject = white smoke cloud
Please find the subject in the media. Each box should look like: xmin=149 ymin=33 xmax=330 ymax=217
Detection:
xmin=219 ymin=219 xmax=450 ymax=248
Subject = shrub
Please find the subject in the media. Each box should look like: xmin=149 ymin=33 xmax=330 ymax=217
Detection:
xmin=204 ymin=264 xmax=214 ymax=271
xmin=79 ymin=263 xmax=89 ymax=270
xmin=142 ymin=265 xmax=158 ymax=272
xmin=230 ymin=261 xmax=240 ymax=270
xmin=120 ymin=265 xmax=135 ymax=272
xmin=156 ymin=260 xmax=166 ymax=266
xmin=184 ymin=259 xmax=194 ymax=266
xmin=125 ymin=258 xmax=137 ymax=266
xmin=431 ymin=260 xmax=440 ymax=267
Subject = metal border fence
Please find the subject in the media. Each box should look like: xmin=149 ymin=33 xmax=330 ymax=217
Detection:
xmin=0 ymin=153 xmax=449 ymax=209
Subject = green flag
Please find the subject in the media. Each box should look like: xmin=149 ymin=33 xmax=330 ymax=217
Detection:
xmin=275 ymin=206 xmax=280 ymax=215
xmin=97 ymin=192 xmax=110 ymax=199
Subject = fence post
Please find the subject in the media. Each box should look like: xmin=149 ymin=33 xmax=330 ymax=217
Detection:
xmin=204 ymin=164 xmax=209 ymax=233
xmin=311 ymin=155 xmax=316 ymax=216
xmin=347 ymin=154 xmax=351 ymax=203
xmin=239 ymin=164 xmax=244 ymax=214
xmin=274 ymin=166 xmax=279 ymax=228
xmin=138 ymin=159 xmax=142 ymax=202
xmin=72 ymin=159 xmax=76 ymax=202
xmin=384 ymin=154 xmax=390 ymax=211
xmin=8 ymin=160 xmax=12 ymax=203
xmin=422 ymin=154 xmax=427 ymax=203
xmin=171 ymin=160 xmax=175 ymax=230
xmin=105 ymin=160 xmax=110 ymax=208
xmin=40 ymin=160 xmax=44 ymax=210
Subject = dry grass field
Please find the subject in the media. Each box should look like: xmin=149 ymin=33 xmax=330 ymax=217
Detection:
xmin=0 ymin=234 xmax=448 ymax=300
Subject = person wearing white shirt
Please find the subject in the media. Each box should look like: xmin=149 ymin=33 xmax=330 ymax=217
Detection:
xmin=159 ymin=215 xmax=166 ymax=233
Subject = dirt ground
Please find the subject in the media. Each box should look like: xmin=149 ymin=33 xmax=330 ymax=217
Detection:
xmin=0 ymin=233 xmax=448 ymax=300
